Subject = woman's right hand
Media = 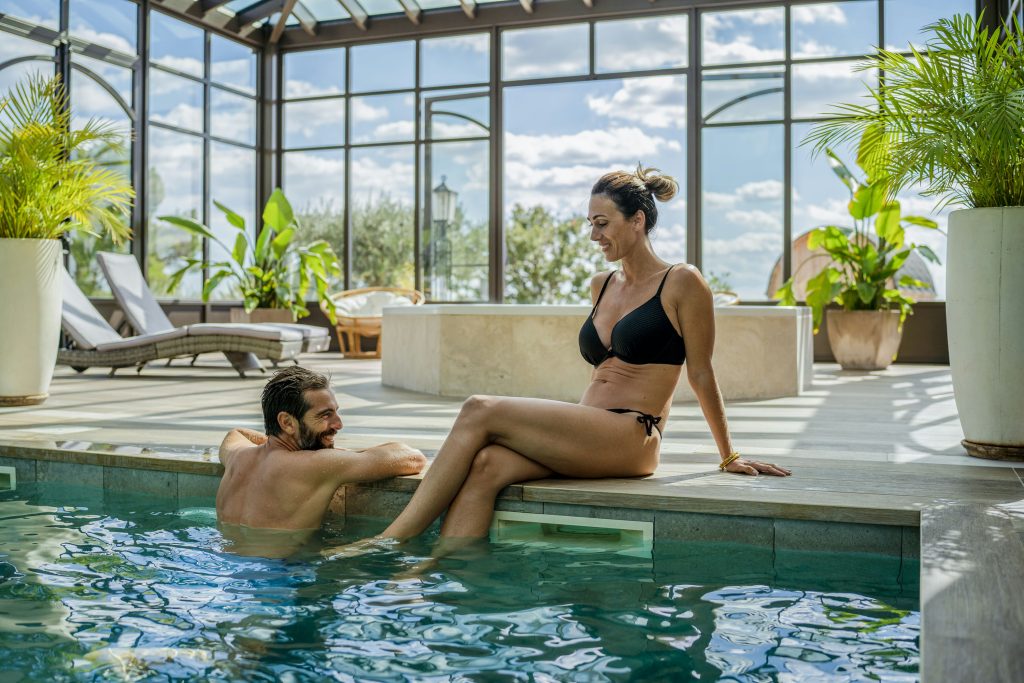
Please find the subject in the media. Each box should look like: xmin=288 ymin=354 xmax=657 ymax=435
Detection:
xmin=724 ymin=457 xmax=791 ymax=477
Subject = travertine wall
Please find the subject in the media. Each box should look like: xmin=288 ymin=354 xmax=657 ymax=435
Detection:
xmin=382 ymin=305 xmax=813 ymax=402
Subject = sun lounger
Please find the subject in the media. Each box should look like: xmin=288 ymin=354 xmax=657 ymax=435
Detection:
xmin=96 ymin=252 xmax=331 ymax=355
xmin=58 ymin=269 xmax=303 ymax=377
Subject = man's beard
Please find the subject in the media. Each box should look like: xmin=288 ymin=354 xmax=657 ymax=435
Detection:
xmin=296 ymin=422 xmax=336 ymax=451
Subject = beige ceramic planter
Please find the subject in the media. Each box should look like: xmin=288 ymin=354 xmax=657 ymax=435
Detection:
xmin=0 ymin=239 xmax=62 ymax=405
xmin=947 ymin=208 xmax=1024 ymax=460
xmin=229 ymin=307 xmax=294 ymax=324
xmin=825 ymin=309 xmax=903 ymax=371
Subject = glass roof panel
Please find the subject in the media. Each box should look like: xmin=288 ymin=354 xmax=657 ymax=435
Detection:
xmin=300 ymin=0 xmax=350 ymax=21
xmin=416 ymin=0 xmax=463 ymax=9
xmin=359 ymin=0 xmax=405 ymax=16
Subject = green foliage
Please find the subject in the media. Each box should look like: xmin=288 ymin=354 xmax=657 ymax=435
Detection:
xmin=505 ymin=204 xmax=605 ymax=304
xmin=352 ymin=195 xmax=415 ymax=289
xmin=705 ymin=270 xmax=734 ymax=293
xmin=805 ymin=13 xmax=1024 ymax=209
xmin=159 ymin=188 xmax=342 ymax=322
xmin=0 ymin=73 xmax=133 ymax=240
xmin=774 ymin=138 xmax=939 ymax=332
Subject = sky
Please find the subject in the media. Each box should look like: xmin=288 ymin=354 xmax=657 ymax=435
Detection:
xmin=0 ymin=0 xmax=974 ymax=300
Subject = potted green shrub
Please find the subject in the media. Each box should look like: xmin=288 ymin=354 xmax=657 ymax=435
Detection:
xmin=775 ymin=134 xmax=939 ymax=370
xmin=806 ymin=13 xmax=1024 ymax=459
xmin=159 ymin=187 xmax=342 ymax=324
xmin=0 ymin=74 xmax=133 ymax=405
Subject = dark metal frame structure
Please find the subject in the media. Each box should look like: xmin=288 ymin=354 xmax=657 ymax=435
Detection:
xmin=0 ymin=0 xmax=1008 ymax=319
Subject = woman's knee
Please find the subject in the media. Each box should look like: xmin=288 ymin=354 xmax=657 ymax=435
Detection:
xmin=464 ymin=445 xmax=507 ymax=491
xmin=458 ymin=394 xmax=501 ymax=428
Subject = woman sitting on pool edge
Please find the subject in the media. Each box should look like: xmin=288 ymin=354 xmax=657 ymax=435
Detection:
xmin=341 ymin=165 xmax=791 ymax=551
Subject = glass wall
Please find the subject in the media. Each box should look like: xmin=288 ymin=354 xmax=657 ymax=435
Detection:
xmin=147 ymin=10 xmax=257 ymax=300
xmin=281 ymin=34 xmax=491 ymax=299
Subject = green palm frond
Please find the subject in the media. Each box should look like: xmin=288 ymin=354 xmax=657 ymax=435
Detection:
xmin=0 ymin=73 xmax=134 ymax=241
xmin=806 ymin=13 xmax=1024 ymax=209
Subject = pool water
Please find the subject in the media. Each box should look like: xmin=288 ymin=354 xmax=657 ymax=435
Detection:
xmin=0 ymin=483 xmax=919 ymax=682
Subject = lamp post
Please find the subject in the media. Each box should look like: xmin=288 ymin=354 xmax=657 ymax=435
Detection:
xmin=431 ymin=175 xmax=457 ymax=300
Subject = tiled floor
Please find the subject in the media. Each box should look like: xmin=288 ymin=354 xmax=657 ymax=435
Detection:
xmin=0 ymin=355 xmax=1021 ymax=526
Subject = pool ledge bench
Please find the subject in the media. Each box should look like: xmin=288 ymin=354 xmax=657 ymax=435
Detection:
xmin=382 ymin=304 xmax=813 ymax=402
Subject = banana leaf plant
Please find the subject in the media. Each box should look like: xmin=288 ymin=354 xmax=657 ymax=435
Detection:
xmin=775 ymin=131 xmax=941 ymax=332
xmin=159 ymin=188 xmax=342 ymax=323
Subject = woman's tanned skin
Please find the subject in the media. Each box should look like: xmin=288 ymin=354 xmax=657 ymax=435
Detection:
xmin=331 ymin=170 xmax=790 ymax=556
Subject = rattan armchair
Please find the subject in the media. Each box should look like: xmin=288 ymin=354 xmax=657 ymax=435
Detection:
xmin=323 ymin=286 xmax=424 ymax=358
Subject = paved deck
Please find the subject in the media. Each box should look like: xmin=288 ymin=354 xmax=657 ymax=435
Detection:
xmin=0 ymin=355 xmax=1022 ymax=527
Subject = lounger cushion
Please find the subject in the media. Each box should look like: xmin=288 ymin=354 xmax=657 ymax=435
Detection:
xmin=97 ymin=252 xmax=177 ymax=333
xmin=187 ymin=323 xmax=303 ymax=341
xmin=334 ymin=291 xmax=416 ymax=317
xmin=262 ymin=323 xmax=331 ymax=352
xmin=94 ymin=327 xmax=189 ymax=351
xmin=61 ymin=270 xmax=124 ymax=349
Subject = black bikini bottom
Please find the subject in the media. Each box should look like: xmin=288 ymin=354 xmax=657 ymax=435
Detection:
xmin=607 ymin=408 xmax=663 ymax=437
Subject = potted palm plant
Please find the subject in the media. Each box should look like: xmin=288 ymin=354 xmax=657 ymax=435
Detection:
xmin=775 ymin=135 xmax=940 ymax=370
xmin=806 ymin=14 xmax=1024 ymax=459
xmin=0 ymin=74 xmax=133 ymax=405
xmin=159 ymin=188 xmax=342 ymax=324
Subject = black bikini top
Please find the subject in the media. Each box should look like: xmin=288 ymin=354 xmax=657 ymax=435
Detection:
xmin=578 ymin=266 xmax=686 ymax=367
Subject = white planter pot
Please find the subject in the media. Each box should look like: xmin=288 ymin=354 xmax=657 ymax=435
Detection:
xmin=947 ymin=208 xmax=1024 ymax=460
xmin=0 ymin=239 xmax=62 ymax=405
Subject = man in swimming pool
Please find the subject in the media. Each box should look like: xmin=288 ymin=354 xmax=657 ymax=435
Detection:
xmin=216 ymin=366 xmax=427 ymax=533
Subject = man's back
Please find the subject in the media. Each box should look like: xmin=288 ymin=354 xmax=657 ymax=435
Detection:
xmin=215 ymin=428 xmax=427 ymax=531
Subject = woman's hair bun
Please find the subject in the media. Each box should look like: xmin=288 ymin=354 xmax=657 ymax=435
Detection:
xmin=635 ymin=164 xmax=678 ymax=203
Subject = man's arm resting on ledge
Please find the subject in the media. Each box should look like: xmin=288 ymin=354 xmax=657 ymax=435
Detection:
xmin=318 ymin=442 xmax=427 ymax=486
xmin=219 ymin=428 xmax=268 ymax=463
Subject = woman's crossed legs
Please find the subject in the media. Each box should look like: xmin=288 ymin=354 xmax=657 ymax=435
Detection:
xmin=380 ymin=395 xmax=660 ymax=541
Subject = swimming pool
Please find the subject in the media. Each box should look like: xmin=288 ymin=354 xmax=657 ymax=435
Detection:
xmin=0 ymin=482 xmax=919 ymax=681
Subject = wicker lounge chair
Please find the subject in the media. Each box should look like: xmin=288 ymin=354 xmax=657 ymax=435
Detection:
xmin=322 ymin=287 xmax=424 ymax=358
xmin=58 ymin=270 xmax=303 ymax=377
xmin=96 ymin=252 xmax=331 ymax=355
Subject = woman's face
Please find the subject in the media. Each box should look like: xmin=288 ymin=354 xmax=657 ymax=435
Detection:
xmin=588 ymin=193 xmax=645 ymax=262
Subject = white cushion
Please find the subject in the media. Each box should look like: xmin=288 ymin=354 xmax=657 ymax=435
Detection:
xmin=187 ymin=323 xmax=303 ymax=342
xmin=336 ymin=292 xmax=415 ymax=317
xmin=61 ymin=270 xmax=123 ymax=349
xmin=94 ymin=327 xmax=188 ymax=351
xmin=262 ymin=323 xmax=330 ymax=340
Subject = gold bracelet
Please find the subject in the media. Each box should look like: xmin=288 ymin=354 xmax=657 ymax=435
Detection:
xmin=719 ymin=452 xmax=741 ymax=471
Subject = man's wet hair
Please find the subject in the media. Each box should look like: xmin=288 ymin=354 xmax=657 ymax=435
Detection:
xmin=261 ymin=366 xmax=331 ymax=436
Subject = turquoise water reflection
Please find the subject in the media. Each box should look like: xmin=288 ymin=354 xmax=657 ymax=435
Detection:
xmin=0 ymin=483 xmax=918 ymax=681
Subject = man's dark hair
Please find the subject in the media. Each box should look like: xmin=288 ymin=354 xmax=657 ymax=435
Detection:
xmin=261 ymin=366 xmax=331 ymax=436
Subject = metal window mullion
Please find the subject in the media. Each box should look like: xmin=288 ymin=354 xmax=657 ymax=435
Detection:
xmin=489 ymin=25 xmax=502 ymax=303
xmin=202 ymin=29 xmax=212 ymax=323
xmin=344 ymin=47 xmax=352 ymax=290
xmin=414 ymin=38 xmax=422 ymax=294
xmin=782 ymin=3 xmax=792 ymax=285
xmin=135 ymin=1 xmax=149 ymax=277
xmin=588 ymin=20 xmax=596 ymax=76
xmin=687 ymin=7 xmax=700 ymax=271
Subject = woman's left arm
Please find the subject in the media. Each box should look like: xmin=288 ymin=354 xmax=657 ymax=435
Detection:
xmin=673 ymin=267 xmax=791 ymax=477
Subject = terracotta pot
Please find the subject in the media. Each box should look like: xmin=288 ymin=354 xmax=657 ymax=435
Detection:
xmin=947 ymin=207 xmax=1024 ymax=460
xmin=825 ymin=309 xmax=903 ymax=371
xmin=229 ymin=307 xmax=295 ymax=324
xmin=0 ymin=239 xmax=62 ymax=405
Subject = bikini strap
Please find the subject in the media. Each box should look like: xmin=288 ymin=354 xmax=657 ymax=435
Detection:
xmin=591 ymin=271 xmax=616 ymax=313
xmin=655 ymin=265 xmax=676 ymax=297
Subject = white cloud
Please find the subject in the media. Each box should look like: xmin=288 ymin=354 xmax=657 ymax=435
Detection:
xmin=505 ymin=127 xmax=681 ymax=167
xmin=737 ymin=179 xmax=783 ymax=200
xmin=724 ymin=209 xmax=781 ymax=231
xmin=793 ymin=39 xmax=838 ymax=58
xmin=284 ymin=79 xmax=340 ymax=99
xmin=586 ymin=76 xmax=686 ymax=130
xmin=151 ymin=104 xmax=203 ymax=131
xmin=351 ymin=98 xmax=388 ymax=122
xmin=702 ymin=9 xmax=784 ymax=64
xmin=152 ymin=55 xmax=203 ymax=78
xmin=350 ymin=153 xmax=415 ymax=207
xmin=791 ymin=5 xmax=848 ymax=25
xmin=69 ymin=26 xmax=134 ymax=55
xmin=704 ymin=230 xmax=780 ymax=256
xmin=423 ymin=33 xmax=488 ymax=54
xmin=371 ymin=120 xmax=416 ymax=140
